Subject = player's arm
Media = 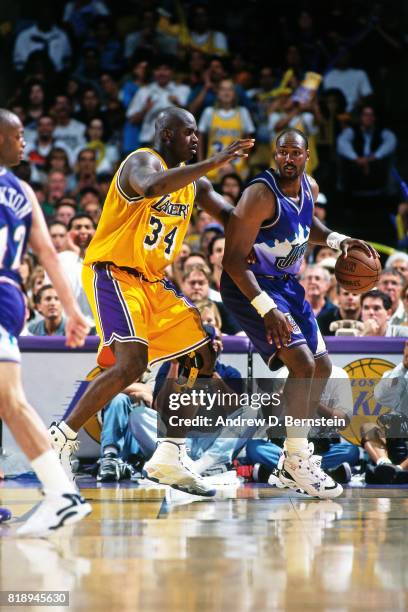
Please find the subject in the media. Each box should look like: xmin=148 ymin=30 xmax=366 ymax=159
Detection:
xmin=195 ymin=176 xmax=234 ymax=227
xmin=122 ymin=140 xmax=254 ymax=199
xmin=22 ymin=182 xmax=89 ymax=347
xmin=222 ymin=183 xmax=292 ymax=348
xmin=307 ymin=175 xmax=378 ymax=258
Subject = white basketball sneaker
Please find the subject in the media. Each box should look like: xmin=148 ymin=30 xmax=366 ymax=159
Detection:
xmin=48 ymin=422 xmax=79 ymax=481
xmin=143 ymin=441 xmax=216 ymax=497
xmin=279 ymin=443 xmax=343 ymax=499
xmin=17 ymin=491 xmax=92 ymax=537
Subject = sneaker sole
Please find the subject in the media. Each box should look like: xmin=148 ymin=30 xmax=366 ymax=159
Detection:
xmin=143 ymin=470 xmax=216 ymax=497
xmin=280 ymin=471 xmax=343 ymax=499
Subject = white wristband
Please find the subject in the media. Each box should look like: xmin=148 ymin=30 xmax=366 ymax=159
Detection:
xmin=251 ymin=291 xmax=277 ymax=317
xmin=326 ymin=231 xmax=350 ymax=250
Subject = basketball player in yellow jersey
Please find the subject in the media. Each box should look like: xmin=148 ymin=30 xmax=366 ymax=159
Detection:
xmin=49 ymin=107 xmax=254 ymax=496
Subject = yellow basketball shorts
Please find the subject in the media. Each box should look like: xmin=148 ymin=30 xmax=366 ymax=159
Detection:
xmin=82 ymin=263 xmax=209 ymax=369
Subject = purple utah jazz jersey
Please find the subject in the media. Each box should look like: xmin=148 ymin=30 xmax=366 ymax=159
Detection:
xmin=249 ymin=169 xmax=314 ymax=277
xmin=0 ymin=168 xmax=32 ymax=283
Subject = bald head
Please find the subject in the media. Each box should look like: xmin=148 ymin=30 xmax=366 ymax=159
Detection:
xmin=0 ymin=109 xmax=21 ymax=134
xmin=155 ymin=107 xmax=195 ymax=134
xmin=276 ymin=128 xmax=308 ymax=149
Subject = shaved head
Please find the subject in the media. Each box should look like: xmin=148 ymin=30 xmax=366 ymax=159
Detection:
xmin=276 ymin=128 xmax=308 ymax=149
xmin=155 ymin=107 xmax=195 ymax=134
xmin=0 ymin=109 xmax=21 ymax=133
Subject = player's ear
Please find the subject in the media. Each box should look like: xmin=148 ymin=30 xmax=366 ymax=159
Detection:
xmin=161 ymin=127 xmax=173 ymax=144
xmin=306 ymin=148 xmax=310 ymax=161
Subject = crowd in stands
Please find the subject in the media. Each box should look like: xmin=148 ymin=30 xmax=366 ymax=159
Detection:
xmin=3 ymin=2 xmax=408 ymax=486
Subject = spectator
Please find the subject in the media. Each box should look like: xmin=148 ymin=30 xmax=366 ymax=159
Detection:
xmin=302 ymin=264 xmax=337 ymax=317
xmin=165 ymin=242 xmax=191 ymax=289
xmin=75 ymin=86 xmax=104 ymax=125
xmin=28 ymin=285 xmax=66 ymax=336
xmin=185 ymin=209 xmax=216 ymax=251
xmin=119 ymin=59 xmax=150 ymax=155
xmin=219 ymin=173 xmax=243 ymax=205
xmin=43 ymin=170 xmax=68 ymax=217
xmin=377 ymin=268 xmax=406 ymax=325
xmin=99 ymin=72 xmax=121 ymax=106
xmin=82 ymin=200 xmax=102 ymax=226
xmin=184 ymin=4 xmax=229 ymax=57
xmin=318 ymin=287 xmax=361 ymax=336
xmin=96 ymin=172 xmax=113 ymax=200
xmin=48 ymin=221 xmax=69 ymax=253
xmin=27 ymin=265 xmax=46 ymax=303
xmin=19 ymin=253 xmax=35 ymax=293
xmin=83 ymin=118 xmax=119 ymax=175
xmin=21 ymin=79 xmax=49 ymax=127
xmin=186 ymin=50 xmax=207 ymax=89
xmin=73 ymin=148 xmax=98 ymax=194
xmin=208 ymin=234 xmax=225 ymax=292
xmin=54 ymin=198 xmax=77 ymax=226
xmin=247 ymin=66 xmax=277 ymax=170
xmin=52 ymin=95 xmax=87 ymax=152
xmin=323 ymin=50 xmax=373 ymax=113
xmin=313 ymin=192 xmax=328 ymax=224
xmin=181 ymin=264 xmax=241 ymax=334
xmin=44 ymin=147 xmax=76 ymax=192
xmin=25 ymin=116 xmax=69 ymax=178
xmin=385 ymin=252 xmax=408 ymax=284
xmin=124 ymin=9 xmax=178 ymax=61
xmin=83 ymin=16 xmax=123 ymax=73
xmin=198 ymin=78 xmax=255 ymax=181
xmin=126 ymin=56 xmax=190 ymax=146
xmin=199 ymin=223 xmax=224 ymax=257
xmin=13 ymin=12 xmax=72 ymax=73
xmin=374 ymin=341 xmax=408 ymax=417
xmin=360 ymin=289 xmax=408 ymax=337
xmin=73 ymin=47 xmax=103 ymax=91
xmin=63 ymin=0 xmax=110 ymax=40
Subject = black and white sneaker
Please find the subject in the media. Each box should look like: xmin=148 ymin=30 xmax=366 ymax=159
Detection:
xmin=279 ymin=443 xmax=343 ymax=499
xmin=97 ymin=456 xmax=132 ymax=482
xmin=17 ymin=491 xmax=92 ymax=537
xmin=48 ymin=422 xmax=79 ymax=481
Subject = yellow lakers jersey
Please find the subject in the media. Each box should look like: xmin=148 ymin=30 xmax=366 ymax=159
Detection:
xmin=84 ymin=148 xmax=196 ymax=281
xmin=207 ymin=109 xmax=247 ymax=180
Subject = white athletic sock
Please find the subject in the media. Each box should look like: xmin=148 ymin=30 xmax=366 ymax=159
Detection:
xmin=31 ymin=449 xmax=77 ymax=494
xmin=59 ymin=421 xmax=77 ymax=440
xmin=284 ymin=426 xmax=310 ymax=456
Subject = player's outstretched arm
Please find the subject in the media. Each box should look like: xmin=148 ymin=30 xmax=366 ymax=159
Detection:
xmin=195 ymin=176 xmax=234 ymax=227
xmin=222 ymin=183 xmax=292 ymax=348
xmin=123 ymin=140 xmax=254 ymax=199
xmin=22 ymin=182 xmax=89 ymax=348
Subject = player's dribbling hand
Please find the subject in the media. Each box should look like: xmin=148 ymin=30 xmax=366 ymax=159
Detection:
xmin=212 ymin=139 xmax=255 ymax=167
xmin=340 ymin=238 xmax=379 ymax=259
xmin=264 ymin=309 xmax=292 ymax=349
xmin=65 ymin=309 xmax=90 ymax=348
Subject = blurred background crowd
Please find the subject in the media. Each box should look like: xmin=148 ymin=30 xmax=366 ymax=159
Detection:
xmin=1 ymin=0 xmax=408 ymax=336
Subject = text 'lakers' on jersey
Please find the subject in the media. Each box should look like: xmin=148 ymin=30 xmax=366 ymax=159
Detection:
xmin=0 ymin=168 xmax=32 ymax=283
xmin=84 ymin=148 xmax=196 ymax=281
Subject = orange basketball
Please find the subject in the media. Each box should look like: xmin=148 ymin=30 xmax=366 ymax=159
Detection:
xmin=334 ymin=247 xmax=381 ymax=294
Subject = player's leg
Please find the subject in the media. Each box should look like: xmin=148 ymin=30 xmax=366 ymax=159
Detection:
xmin=276 ymin=345 xmax=342 ymax=498
xmin=49 ymin=340 xmax=148 ymax=476
xmin=0 ymin=362 xmax=91 ymax=536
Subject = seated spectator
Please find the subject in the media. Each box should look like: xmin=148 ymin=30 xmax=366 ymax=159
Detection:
xmin=318 ymin=287 xmax=361 ymax=336
xmin=302 ymin=264 xmax=337 ymax=318
xmin=126 ymin=55 xmax=190 ymax=147
xmin=385 ymin=252 xmax=408 ymax=284
xmin=323 ymin=50 xmax=373 ymax=113
xmin=218 ymin=173 xmax=243 ymax=205
xmin=199 ymin=224 xmax=224 ymax=257
xmin=337 ymin=106 xmax=397 ymax=197
xmin=25 ymin=116 xmax=69 ymax=179
xmin=374 ymin=341 xmax=408 ymax=417
xmin=63 ymin=0 xmax=110 ymax=41
xmin=165 ymin=242 xmax=191 ymax=289
xmin=72 ymin=148 xmax=99 ymax=194
xmin=83 ymin=16 xmax=123 ymax=73
xmin=198 ymin=78 xmax=255 ymax=182
xmin=97 ymin=370 xmax=155 ymax=482
xmin=360 ymin=289 xmax=408 ymax=337
xmin=124 ymin=9 xmax=178 ymax=61
xmin=73 ymin=47 xmax=103 ymax=92
xmin=75 ymin=86 xmax=104 ymax=125
xmin=29 ymin=285 xmax=66 ymax=336
xmin=43 ymin=171 xmax=68 ymax=218
xmin=96 ymin=172 xmax=113 ymax=200
xmin=208 ymin=234 xmax=225 ymax=293
xmin=186 ymin=209 xmax=216 ymax=251
xmin=181 ymin=264 xmax=241 ymax=334
xmin=377 ymin=268 xmax=406 ymax=325
xmin=52 ymin=95 xmax=87 ymax=152
xmin=19 ymin=253 xmax=35 ymax=293
xmin=182 ymin=4 xmax=229 ymax=58
xmin=13 ymin=11 xmax=72 ymax=73
xmin=27 ymin=265 xmax=46 ymax=303
xmin=48 ymin=221 xmax=69 ymax=253
xmin=21 ymin=79 xmax=49 ymax=128
xmin=83 ymin=117 xmax=119 ymax=175
xmin=54 ymin=198 xmax=78 ymax=226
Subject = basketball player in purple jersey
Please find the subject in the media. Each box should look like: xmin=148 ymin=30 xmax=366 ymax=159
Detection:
xmin=0 ymin=109 xmax=91 ymax=536
xmin=222 ymin=128 xmax=377 ymax=498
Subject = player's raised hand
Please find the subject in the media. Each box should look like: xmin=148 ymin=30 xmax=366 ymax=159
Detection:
xmin=340 ymin=238 xmax=379 ymax=259
xmin=211 ymin=139 xmax=255 ymax=167
xmin=264 ymin=309 xmax=292 ymax=349
xmin=65 ymin=308 xmax=90 ymax=348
